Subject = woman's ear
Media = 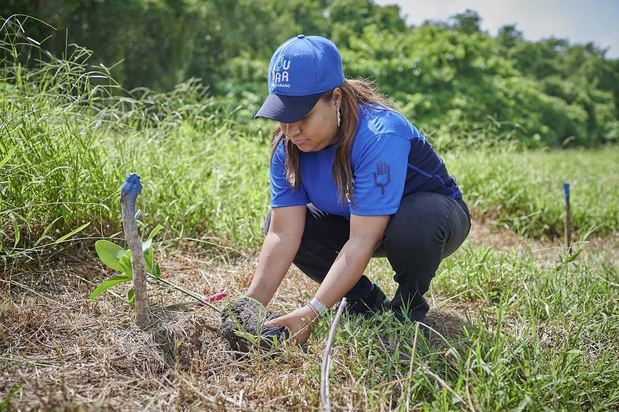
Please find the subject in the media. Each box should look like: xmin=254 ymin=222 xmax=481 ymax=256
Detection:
xmin=333 ymin=87 xmax=343 ymax=107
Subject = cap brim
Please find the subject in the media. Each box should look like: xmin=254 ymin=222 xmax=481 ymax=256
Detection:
xmin=254 ymin=92 xmax=323 ymax=123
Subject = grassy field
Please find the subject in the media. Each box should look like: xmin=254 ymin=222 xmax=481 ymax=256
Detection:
xmin=1 ymin=27 xmax=618 ymax=411
xmin=1 ymin=233 xmax=617 ymax=410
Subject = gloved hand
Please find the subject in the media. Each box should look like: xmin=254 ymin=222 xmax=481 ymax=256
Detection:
xmin=219 ymin=296 xmax=288 ymax=352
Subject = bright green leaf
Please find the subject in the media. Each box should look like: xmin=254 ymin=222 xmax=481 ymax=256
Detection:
xmin=127 ymin=288 xmax=135 ymax=306
xmin=119 ymin=252 xmax=133 ymax=275
xmin=95 ymin=240 xmax=126 ymax=272
xmin=88 ymin=274 xmax=132 ymax=301
xmin=147 ymin=224 xmax=164 ymax=240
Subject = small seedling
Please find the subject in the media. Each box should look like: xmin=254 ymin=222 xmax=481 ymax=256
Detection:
xmin=90 ymin=224 xmax=163 ymax=305
xmin=90 ymin=224 xmax=224 ymax=314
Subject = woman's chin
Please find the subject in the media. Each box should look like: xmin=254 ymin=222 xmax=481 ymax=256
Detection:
xmin=293 ymin=141 xmax=313 ymax=151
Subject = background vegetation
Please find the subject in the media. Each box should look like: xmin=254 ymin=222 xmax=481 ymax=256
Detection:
xmin=3 ymin=0 xmax=618 ymax=147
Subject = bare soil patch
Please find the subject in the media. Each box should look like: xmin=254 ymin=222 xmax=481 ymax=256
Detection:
xmin=467 ymin=219 xmax=618 ymax=265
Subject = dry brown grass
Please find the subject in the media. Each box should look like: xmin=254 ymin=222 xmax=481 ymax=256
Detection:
xmin=1 ymin=251 xmax=479 ymax=410
xmin=467 ymin=218 xmax=619 ymax=265
xmin=1 ymin=220 xmax=616 ymax=410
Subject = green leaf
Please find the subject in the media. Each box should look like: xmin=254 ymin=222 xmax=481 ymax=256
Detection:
xmin=141 ymin=224 xmax=163 ymax=252
xmin=119 ymin=252 xmax=133 ymax=275
xmin=55 ymin=222 xmax=91 ymax=244
xmin=147 ymin=224 xmax=164 ymax=240
xmin=0 ymin=145 xmax=17 ymax=169
xmin=88 ymin=274 xmax=132 ymax=302
xmin=142 ymin=238 xmax=152 ymax=253
xmin=34 ymin=217 xmax=62 ymax=247
xmin=144 ymin=247 xmax=154 ymax=274
xmin=153 ymin=262 xmax=161 ymax=278
xmin=95 ymin=240 xmax=126 ymax=272
xmin=127 ymin=288 xmax=135 ymax=306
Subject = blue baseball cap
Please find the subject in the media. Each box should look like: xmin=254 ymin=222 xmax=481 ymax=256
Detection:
xmin=254 ymin=35 xmax=345 ymax=123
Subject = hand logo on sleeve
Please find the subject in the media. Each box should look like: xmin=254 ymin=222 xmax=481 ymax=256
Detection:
xmin=373 ymin=160 xmax=391 ymax=195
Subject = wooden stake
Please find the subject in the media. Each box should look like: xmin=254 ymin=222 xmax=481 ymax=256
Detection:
xmin=320 ymin=297 xmax=347 ymax=412
xmin=120 ymin=173 xmax=151 ymax=329
xmin=563 ymin=182 xmax=572 ymax=254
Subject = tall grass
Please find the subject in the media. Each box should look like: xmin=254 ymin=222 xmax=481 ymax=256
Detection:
xmin=0 ymin=17 xmax=272 ymax=261
xmin=445 ymin=146 xmax=619 ymax=238
xmin=1 ymin=17 xmax=618 ymax=265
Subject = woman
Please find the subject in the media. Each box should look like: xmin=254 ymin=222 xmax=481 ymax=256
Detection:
xmin=230 ymin=35 xmax=470 ymax=345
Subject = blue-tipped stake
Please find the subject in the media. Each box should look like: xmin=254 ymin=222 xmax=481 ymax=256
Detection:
xmin=120 ymin=173 xmax=151 ymax=328
xmin=121 ymin=173 xmax=143 ymax=202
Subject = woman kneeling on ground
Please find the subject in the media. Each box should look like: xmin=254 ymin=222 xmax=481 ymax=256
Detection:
xmin=227 ymin=35 xmax=470 ymax=346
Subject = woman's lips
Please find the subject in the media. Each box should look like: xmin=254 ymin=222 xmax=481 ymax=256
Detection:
xmin=291 ymin=138 xmax=308 ymax=145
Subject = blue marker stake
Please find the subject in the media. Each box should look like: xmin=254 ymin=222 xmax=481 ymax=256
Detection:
xmin=120 ymin=173 xmax=151 ymax=328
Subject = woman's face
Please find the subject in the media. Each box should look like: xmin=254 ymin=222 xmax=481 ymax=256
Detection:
xmin=279 ymin=89 xmax=342 ymax=152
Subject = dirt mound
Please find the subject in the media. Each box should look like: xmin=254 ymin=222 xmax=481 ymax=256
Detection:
xmin=219 ymin=297 xmax=287 ymax=352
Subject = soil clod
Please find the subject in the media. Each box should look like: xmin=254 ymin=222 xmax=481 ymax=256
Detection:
xmin=219 ymin=296 xmax=288 ymax=352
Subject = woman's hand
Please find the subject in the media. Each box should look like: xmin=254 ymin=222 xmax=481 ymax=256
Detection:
xmin=264 ymin=305 xmax=318 ymax=345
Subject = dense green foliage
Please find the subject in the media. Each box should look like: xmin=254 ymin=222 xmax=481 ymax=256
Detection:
xmin=2 ymin=1 xmax=618 ymax=147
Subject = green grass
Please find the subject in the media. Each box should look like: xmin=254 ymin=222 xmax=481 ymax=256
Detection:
xmin=447 ymin=147 xmax=619 ymax=238
xmin=304 ymin=246 xmax=618 ymax=410
xmin=2 ymin=84 xmax=617 ymax=262
xmin=1 ymin=28 xmax=617 ymax=262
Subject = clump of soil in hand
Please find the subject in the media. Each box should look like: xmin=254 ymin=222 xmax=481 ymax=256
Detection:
xmin=220 ymin=297 xmax=287 ymax=352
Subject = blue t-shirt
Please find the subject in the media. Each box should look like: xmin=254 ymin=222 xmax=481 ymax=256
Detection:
xmin=270 ymin=104 xmax=461 ymax=218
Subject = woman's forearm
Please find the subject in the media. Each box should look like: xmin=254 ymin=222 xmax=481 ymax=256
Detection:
xmin=245 ymin=231 xmax=302 ymax=305
xmin=313 ymin=237 xmax=378 ymax=309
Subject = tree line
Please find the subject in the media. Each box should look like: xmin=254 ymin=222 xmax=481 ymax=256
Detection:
xmin=2 ymin=0 xmax=618 ymax=146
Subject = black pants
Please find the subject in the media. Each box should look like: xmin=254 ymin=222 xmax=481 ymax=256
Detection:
xmin=263 ymin=192 xmax=471 ymax=321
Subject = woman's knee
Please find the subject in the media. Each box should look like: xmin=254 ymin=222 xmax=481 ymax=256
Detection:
xmin=384 ymin=193 xmax=453 ymax=250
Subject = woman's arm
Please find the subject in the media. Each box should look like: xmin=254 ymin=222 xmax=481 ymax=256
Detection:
xmin=245 ymin=205 xmax=306 ymax=305
xmin=314 ymin=214 xmax=389 ymax=308
xmin=264 ymin=214 xmax=389 ymax=343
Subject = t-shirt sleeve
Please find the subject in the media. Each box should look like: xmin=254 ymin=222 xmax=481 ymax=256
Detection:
xmin=350 ymin=133 xmax=410 ymax=216
xmin=270 ymin=140 xmax=309 ymax=208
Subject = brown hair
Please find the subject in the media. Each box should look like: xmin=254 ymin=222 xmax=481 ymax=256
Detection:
xmin=270 ymin=79 xmax=393 ymax=204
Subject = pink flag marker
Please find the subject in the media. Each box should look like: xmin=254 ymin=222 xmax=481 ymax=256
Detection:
xmin=204 ymin=292 xmax=227 ymax=303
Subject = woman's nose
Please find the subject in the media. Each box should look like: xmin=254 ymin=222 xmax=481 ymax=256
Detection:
xmin=282 ymin=122 xmax=301 ymax=137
